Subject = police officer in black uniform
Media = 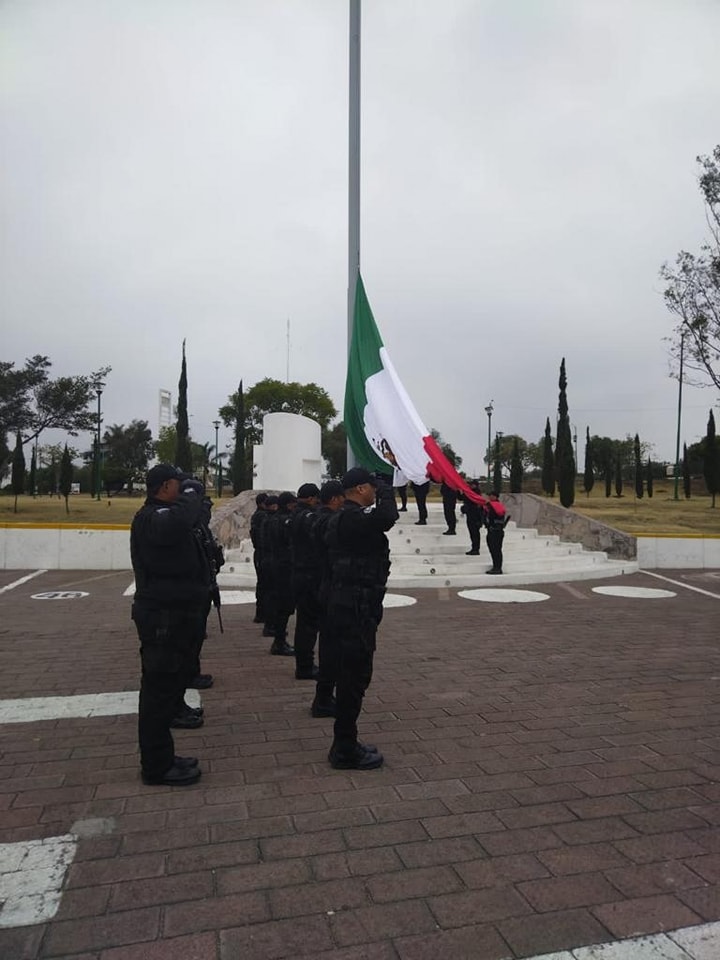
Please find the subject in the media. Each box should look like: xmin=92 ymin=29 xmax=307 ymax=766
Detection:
xmin=130 ymin=464 xmax=210 ymax=786
xmin=310 ymin=480 xmax=345 ymax=718
xmin=267 ymin=491 xmax=296 ymax=656
xmin=249 ymin=492 xmax=268 ymax=624
xmin=460 ymin=479 xmax=484 ymax=555
xmin=324 ymin=467 xmax=398 ymax=770
xmin=484 ymin=491 xmax=509 ymax=574
xmin=258 ymin=495 xmax=279 ymax=637
xmin=440 ymin=481 xmax=458 ymax=535
xmin=290 ymin=483 xmax=321 ymax=679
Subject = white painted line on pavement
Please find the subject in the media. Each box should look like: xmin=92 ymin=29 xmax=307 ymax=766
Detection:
xmin=0 ymin=689 xmax=200 ymax=724
xmin=0 ymin=835 xmax=77 ymax=927
xmin=524 ymin=922 xmax=720 ymax=959
xmin=123 ymin=580 xmax=135 ymax=595
xmin=643 ymin=570 xmax=720 ymax=601
xmin=0 ymin=570 xmax=47 ymax=594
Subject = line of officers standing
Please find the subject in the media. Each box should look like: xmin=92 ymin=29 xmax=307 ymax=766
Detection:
xmin=251 ymin=467 xmax=398 ymax=771
xmin=130 ymin=463 xmax=398 ymax=787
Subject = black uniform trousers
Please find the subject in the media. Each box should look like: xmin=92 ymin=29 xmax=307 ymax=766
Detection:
xmin=292 ymin=571 xmax=321 ymax=670
xmin=395 ymin=484 xmax=408 ymax=510
xmin=486 ymin=527 xmax=505 ymax=571
xmin=253 ymin=551 xmax=267 ymax=622
xmin=466 ymin=515 xmax=482 ymax=552
xmin=412 ymin=481 xmax=430 ymax=523
xmin=326 ymin=586 xmax=383 ymax=753
xmin=442 ymin=492 xmax=458 ymax=532
xmin=271 ymin=566 xmax=295 ymax=643
xmin=132 ymin=603 xmax=205 ymax=778
xmin=315 ymin=580 xmax=338 ymax=706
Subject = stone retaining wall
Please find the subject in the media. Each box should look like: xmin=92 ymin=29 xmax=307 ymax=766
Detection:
xmin=502 ymin=492 xmax=637 ymax=560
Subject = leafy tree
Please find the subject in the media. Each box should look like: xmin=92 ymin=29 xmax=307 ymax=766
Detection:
xmin=0 ymin=355 xmax=111 ymax=451
xmin=683 ymin=442 xmax=691 ymax=498
xmin=11 ymin=432 xmax=25 ymax=513
xmin=555 ymin=358 xmax=575 ymax=507
xmin=174 ymin=340 xmax=193 ymax=472
xmin=102 ymin=420 xmax=155 ymax=493
xmin=614 ymin=456 xmax=623 ymax=497
xmin=429 ymin=427 xmax=463 ymax=469
xmin=27 ymin=445 xmax=37 ymax=497
xmin=646 ymin=458 xmax=654 ymax=498
xmin=509 ymin=436 xmax=523 ymax=493
xmin=156 ymin=425 xmax=176 ymax=464
xmin=704 ymin=409 xmax=719 ymax=507
xmin=220 ymin=378 xmax=337 ymax=445
xmin=59 ymin=444 xmax=73 ymax=514
xmin=661 ymin=146 xmax=720 ymax=390
xmin=492 ymin=435 xmax=503 ymax=494
xmin=541 ymin=418 xmax=555 ymax=496
xmin=231 ymin=380 xmax=248 ymax=494
xmin=39 ymin=443 xmax=69 ymax=497
xmin=323 ymin=422 xmax=347 ymax=479
xmin=583 ymin=427 xmax=594 ymax=497
xmin=634 ymin=434 xmax=644 ymax=499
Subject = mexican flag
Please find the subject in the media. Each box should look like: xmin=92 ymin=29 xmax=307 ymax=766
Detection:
xmin=344 ymin=273 xmax=485 ymax=504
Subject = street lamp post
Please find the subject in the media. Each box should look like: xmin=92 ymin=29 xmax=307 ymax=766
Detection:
xmin=572 ymin=424 xmax=578 ymax=474
xmin=484 ymin=401 xmax=494 ymax=479
xmin=213 ymin=420 xmax=220 ymax=499
xmin=673 ymin=331 xmax=686 ymax=501
xmin=95 ymin=382 xmax=104 ymax=501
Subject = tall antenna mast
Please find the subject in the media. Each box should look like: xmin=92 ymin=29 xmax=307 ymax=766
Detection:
xmin=286 ymin=317 xmax=290 ymax=383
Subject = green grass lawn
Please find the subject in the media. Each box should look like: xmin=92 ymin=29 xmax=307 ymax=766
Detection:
xmin=2 ymin=484 xmax=718 ymax=536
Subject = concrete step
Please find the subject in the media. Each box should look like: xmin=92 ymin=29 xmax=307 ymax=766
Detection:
xmin=220 ymin=501 xmax=638 ymax=589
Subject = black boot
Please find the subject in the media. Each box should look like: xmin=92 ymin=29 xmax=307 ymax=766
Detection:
xmin=270 ymin=639 xmax=295 ymax=656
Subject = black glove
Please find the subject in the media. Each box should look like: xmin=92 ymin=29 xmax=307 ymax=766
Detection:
xmin=181 ymin=479 xmax=205 ymax=497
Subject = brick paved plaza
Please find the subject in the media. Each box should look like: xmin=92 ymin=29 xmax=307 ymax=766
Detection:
xmin=1 ymin=567 xmax=719 ymax=959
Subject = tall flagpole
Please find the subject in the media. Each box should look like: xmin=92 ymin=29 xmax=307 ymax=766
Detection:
xmin=347 ymin=0 xmax=361 ymax=469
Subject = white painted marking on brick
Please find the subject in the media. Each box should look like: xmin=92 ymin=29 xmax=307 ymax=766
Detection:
xmin=0 ymin=689 xmax=200 ymax=724
xmin=383 ymin=594 xmax=417 ymax=608
xmin=669 ymin=921 xmax=720 ymax=959
xmin=0 ymin=570 xmax=47 ymax=594
xmin=31 ymin=590 xmax=89 ymax=600
xmin=0 ymin=835 xmax=77 ymax=927
xmin=643 ymin=570 xmax=720 ymax=601
xmin=519 ymin=922 xmax=720 ymax=959
xmin=592 ymin=585 xmax=676 ymax=599
xmin=218 ymin=590 xmax=255 ymax=604
xmin=123 ymin=580 xmax=136 ymax=595
xmin=458 ymin=588 xmax=550 ymax=603
xmin=572 ymin=932 xmax=692 ymax=957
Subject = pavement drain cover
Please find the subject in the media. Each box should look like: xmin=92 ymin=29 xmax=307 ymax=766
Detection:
xmin=31 ymin=591 xmax=89 ymax=600
xmin=592 ymin=586 xmax=676 ymax=599
xmin=383 ymin=594 xmax=417 ymax=608
xmin=458 ymin=589 xmax=550 ymax=604
xmin=218 ymin=591 xmax=256 ymax=605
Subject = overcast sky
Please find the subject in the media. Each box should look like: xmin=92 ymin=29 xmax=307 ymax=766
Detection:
xmin=2 ymin=0 xmax=719 ymax=474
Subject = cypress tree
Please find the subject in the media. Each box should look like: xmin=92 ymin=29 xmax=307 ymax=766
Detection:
xmin=614 ymin=453 xmax=623 ymax=497
xmin=704 ymin=410 xmax=718 ymax=507
xmin=231 ymin=380 xmax=247 ymax=495
xmin=605 ymin=461 xmax=612 ymax=498
xmin=174 ymin=340 xmax=193 ymax=472
xmin=492 ymin=435 xmax=503 ymax=494
xmin=634 ymin=433 xmax=643 ymax=499
xmin=11 ymin=432 xmax=25 ymax=514
xmin=541 ymin=417 xmax=555 ymax=496
xmin=646 ymin=458 xmax=654 ymax=498
xmin=583 ymin=427 xmax=594 ymax=497
xmin=683 ymin=442 xmax=691 ymax=499
xmin=555 ymin=358 xmax=575 ymax=507
xmin=59 ymin=444 xmax=73 ymax=515
xmin=509 ymin=436 xmax=523 ymax=493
